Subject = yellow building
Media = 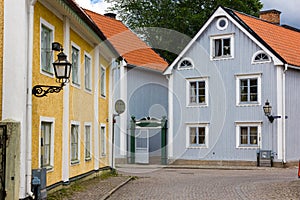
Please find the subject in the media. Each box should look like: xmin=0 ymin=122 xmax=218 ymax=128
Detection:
xmin=2 ymin=0 xmax=118 ymax=198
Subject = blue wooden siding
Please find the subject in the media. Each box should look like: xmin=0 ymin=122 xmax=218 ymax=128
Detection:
xmin=171 ymin=16 xmax=280 ymax=161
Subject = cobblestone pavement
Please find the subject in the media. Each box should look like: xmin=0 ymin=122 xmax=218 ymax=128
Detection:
xmin=109 ymin=167 xmax=300 ymax=200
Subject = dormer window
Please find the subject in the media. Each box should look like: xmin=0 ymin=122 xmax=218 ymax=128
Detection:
xmin=210 ymin=34 xmax=234 ymax=60
xmin=178 ymin=58 xmax=194 ymax=70
xmin=252 ymin=51 xmax=271 ymax=64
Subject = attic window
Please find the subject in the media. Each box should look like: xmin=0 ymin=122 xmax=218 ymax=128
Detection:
xmin=252 ymin=51 xmax=271 ymax=64
xmin=178 ymin=58 xmax=194 ymax=70
xmin=216 ymin=17 xmax=228 ymax=30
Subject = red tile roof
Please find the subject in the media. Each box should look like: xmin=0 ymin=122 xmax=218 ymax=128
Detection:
xmin=235 ymin=11 xmax=300 ymax=67
xmin=84 ymin=9 xmax=168 ymax=72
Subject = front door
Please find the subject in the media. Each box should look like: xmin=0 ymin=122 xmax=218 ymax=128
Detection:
xmin=135 ymin=129 xmax=149 ymax=164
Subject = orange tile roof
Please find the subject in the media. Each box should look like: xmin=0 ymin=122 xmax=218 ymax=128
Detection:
xmin=234 ymin=11 xmax=300 ymax=67
xmin=84 ymin=9 xmax=168 ymax=72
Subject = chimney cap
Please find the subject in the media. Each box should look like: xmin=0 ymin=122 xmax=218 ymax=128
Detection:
xmin=104 ymin=13 xmax=117 ymax=19
xmin=260 ymin=9 xmax=281 ymax=15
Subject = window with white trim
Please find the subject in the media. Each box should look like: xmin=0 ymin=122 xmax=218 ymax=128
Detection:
xmin=40 ymin=120 xmax=54 ymax=169
xmin=40 ymin=20 xmax=54 ymax=74
xmin=186 ymin=124 xmax=208 ymax=148
xmin=100 ymin=124 xmax=106 ymax=156
xmin=84 ymin=54 xmax=92 ymax=91
xmin=71 ymin=44 xmax=80 ymax=85
xmin=236 ymin=74 xmax=261 ymax=105
xmin=236 ymin=122 xmax=261 ymax=148
xmin=178 ymin=58 xmax=194 ymax=70
xmin=100 ymin=66 xmax=106 ymax=97
xmin=252 ymin=50 xmax=270 ymax=64
xmin=71 ymin=123 xmax=80 ymax=163
xmin=216 ymin=17 xmax=229 ymax=30
xmin=84 ymin=124 xmax=91 ymax=160
xmin=210 ymin=34 xmax=234 ymax=59
xmin=187 ymin=78 xmax=208 ymax=106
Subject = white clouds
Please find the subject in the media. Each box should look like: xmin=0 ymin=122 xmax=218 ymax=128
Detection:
xmin=74 ymin=0 xmax=111 ymax=14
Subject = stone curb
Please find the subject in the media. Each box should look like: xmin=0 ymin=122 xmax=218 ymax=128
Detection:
xmin=100 ymin=177 xmax=134 ymax=200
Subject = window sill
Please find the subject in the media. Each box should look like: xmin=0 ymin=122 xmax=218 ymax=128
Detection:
xmin=40 ymin=69 xmax=54 ymax=78
xmin=71 ymin=82 xmax=81 ymax=89
xmin=236 ymin=103 xmax=261 ymax=107
xmin=186 ymin=104 xmax=208 ymax=108
xmin=236 ymin=146 xmax=259 ymax=149
xmin=187 ymin=146 xmax=208 ymax=149
xmin=100 ymin=94 xmax=106 ymax=99
xmin=100 ymin=154 xmax=106 ymax=158
xmin=211 ymin=56 xmax=233 ymax=61
xmin=71 ymin=160 xmax=80 ymax=165
xmin=85 ymin=158 xmax=92 ymax=162
xmin=84 ymin=88 xmax=93 ymax=94
xmin=42 ymin=165 xmax=54 ymax=172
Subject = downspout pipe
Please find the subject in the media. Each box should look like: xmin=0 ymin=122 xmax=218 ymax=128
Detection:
xmin=26 ymin=0 xmax=37 ymax=197
xmin=282 ymin=64 xmax=288 ymax=164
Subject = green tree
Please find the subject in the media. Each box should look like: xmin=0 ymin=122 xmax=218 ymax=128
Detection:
xmin=106 ymin=0 xmax=263 ymax=63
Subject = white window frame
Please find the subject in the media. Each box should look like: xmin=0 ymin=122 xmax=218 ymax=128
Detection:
xmin=71 ymin=42 xmax=81 ymax=87
xmin=70 ymin=121 xmax=80 ymax=164
xmin=177 ymin=57 xmax=194 ymax=70
xmin=186 ymin=77 xmax=209 ymax=107
xmin=39 ymin=116 xmax=55 ymax=170
xmin=100 ymin=65 xmax=106 ymax=98
xmin=251 ymin=50 xmax=271 ymax=64
xmin=235 ymin=73 xmax=261 ymax=106
xmin=186 ymin=123 xmax=209 ymax=149
xmin=100 ymin=124 xmax=106 ymax=157
xmin=235 ymin=122 xmax=262 ymax=149
xmin=84 ymin=122 xmax=92 ymax=161
xmin=84 ymin=52 xmax=92 ymax=92
xmin=40 ymin=18 xmax=55 ymax=77
xmin=216 ymin=17 xmax=229 ymax=31
xmin=210 ymin=34 xmax=234 ymax=60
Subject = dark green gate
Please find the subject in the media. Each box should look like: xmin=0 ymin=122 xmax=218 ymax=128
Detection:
xmin=0 ymin=126 xmax=7 ymax=199
xmin=129 ymin=116 xmax=167 ymax=165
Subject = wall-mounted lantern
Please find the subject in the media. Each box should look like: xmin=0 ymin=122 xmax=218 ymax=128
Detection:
xmin=32 ymin=42 xmax=72 ymax=97
xmin=263 ymin=100 xmax=281 ymax=123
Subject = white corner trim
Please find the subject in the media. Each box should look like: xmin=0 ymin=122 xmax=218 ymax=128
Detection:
xmin=276 ymin=66 xmax=284 ymax=160
xmin=168 ymin=75 xmax=174 ymax=158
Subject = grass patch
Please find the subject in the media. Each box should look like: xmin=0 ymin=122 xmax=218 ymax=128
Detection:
xmin=47 ymin=169 xmax=119 ymax=200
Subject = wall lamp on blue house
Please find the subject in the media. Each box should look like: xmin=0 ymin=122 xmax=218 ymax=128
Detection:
xmin=32 ymin=42 xmax=72 ymax=97
xmin=263 ymin=100 xmax=281 ymax=123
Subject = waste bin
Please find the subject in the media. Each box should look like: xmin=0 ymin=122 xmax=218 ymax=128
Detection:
xmin=257 ymin=150 xmax=273 ymax=167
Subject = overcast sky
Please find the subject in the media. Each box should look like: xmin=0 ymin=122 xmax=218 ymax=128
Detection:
xmin=75 ymin=0 xmax=300 ymax=29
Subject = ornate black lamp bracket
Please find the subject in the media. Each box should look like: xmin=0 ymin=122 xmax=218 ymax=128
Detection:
xmin=32 ymin=83 xmax=64 ymax=98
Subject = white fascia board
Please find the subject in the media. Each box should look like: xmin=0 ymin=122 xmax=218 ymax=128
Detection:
xmin=163 ymin=6 xmax=284 ymax=75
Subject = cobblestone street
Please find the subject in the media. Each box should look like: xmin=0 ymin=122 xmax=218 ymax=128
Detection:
xmin=109 ymin=167 xmax=300 ymax=200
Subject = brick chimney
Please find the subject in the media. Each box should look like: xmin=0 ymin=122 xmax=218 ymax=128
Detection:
xmin=104 ymin=13 xmax=116 ymax=19
xmin=259 ymin=9 xmax=281 ymax=25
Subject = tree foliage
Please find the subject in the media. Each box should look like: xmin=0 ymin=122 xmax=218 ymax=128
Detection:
xmin=106 ymin=0 xmax=263 ymax=63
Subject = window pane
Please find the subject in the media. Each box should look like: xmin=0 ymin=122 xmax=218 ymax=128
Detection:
xmin=85 ymin=56 xmax=91 ymax=90
xmin=72 ymin=47 xmax=79 ymax=84
xmin=100 ymin=127 xmax=106 ymax=155
xmin=190 ymin=127 xmax=197 ymax=144
xmin=250 ymin=127 xmax=258 ymax=145
xmin=240 ymin=127 xmax=248 ymax=145
xmin=41 ymin=122 xmax=52 ymax=167
xmin=41 ymin=25 xmax=52 ymax=73
xmin=198 ymin=127 xmax=206 ymax=144
xmin=85 ymin=126 xmax=91 ymax=159
xmin=71 ymin=125 xmax=79 ymax=161
xmin=190 ymin=82 xmax=197 ymax=103
xmin=214 ymin=39 xmax=222 ymax=57
xmin=101 ymin=67 xmax=106 ymax=97
xmin=223 ymin=38 xmax=231 ymax=56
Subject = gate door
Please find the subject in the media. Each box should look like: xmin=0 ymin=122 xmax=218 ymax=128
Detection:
xmin=0 ymin=126 xmax=7 ymax=199
xmin=135 ymin=129 xmax=149 ymax=164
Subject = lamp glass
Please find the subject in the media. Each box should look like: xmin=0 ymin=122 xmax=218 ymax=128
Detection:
xmin=263 ymin=101 xmax=272 ymax=116
xmin=52 ymin=51 xmax=72 ymax=80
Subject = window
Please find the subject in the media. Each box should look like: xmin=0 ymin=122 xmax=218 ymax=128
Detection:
xmin=71 ymin=123 xmax=80 ymax=163
xmin=100 ymin=124 xmax=106 ymax=156
xmin=41 ymin=122 xmax=52 ymax=168
xmin=84 ymin=54 xmax=92 ymax=91
xmin=186 ymin=124 xmax=208 ymax=148
xmin=178 ymin=58 xmax=194 ymax=70
xmin=211 ymin=34 xmax=234 ymax=59
xmin=71 ymin=44 xmax=80 ymax=85
xmin=40 ymin=21 xmax=54 ymax=74
xmin=187 ymin=78 xmax=208 ymax=106
xmin=236 ymin=122 xmax=261 ymax=148
xmin=100 ymin=66 xmax=106 ymax=97
xmin=40 ymin=117 xmax=55 ymax=169
xmin=85 ymin=124 xmax=91 ymax=160
xmin=216 ymin=17 xmax=228 ymax=30
xmin=236 ymin=74 xmax=261 ymax=105
xmin=252 ymin=51 xmax=270 ymax=64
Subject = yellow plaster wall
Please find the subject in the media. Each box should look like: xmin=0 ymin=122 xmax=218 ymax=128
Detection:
xmin=32 ymin=2 xmax=64 ymax=186
xmin=0 ymin=0 xmax=3 ymax=120
xmin=98 ymin=56 xmax=110 ymax=167
xmin=69 ymin=29 xmax=95 ymax=177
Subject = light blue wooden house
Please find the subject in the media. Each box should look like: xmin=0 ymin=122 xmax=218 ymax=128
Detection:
xmin=164 ymin=6 xmax=300 ymax=166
